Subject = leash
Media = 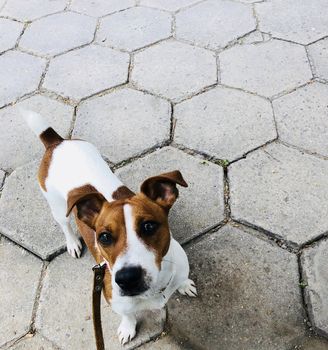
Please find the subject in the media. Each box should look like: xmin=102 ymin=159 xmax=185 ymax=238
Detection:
xmin=92 ymin=261 xmax=107 ymax=350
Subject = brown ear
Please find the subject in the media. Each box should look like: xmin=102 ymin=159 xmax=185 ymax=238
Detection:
xmin=66 ymin=185 xmax=106 ymax=229
xmin=140 ymin=170 xmax=188 ymax=211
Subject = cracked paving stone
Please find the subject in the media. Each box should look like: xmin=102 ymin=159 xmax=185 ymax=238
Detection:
xmin=116 ymin=147 xmax=224 ymax=243
xmin=96 ymin=7 xmax=172 ymax=52
xmin=274 ymin=82 xmax=328 ymax=157
xmin=19 ymin=12 xmax=97 ymax=56
xmin=0 ymin=0 xmax=67 ymax=21
xmin=0 ymin=170 xmax=5 ymax=187
xmin=70 ymin=0 xmax=135 ymax=17
xmin=74 ymin=88 xmax=170 ymax=163
xmin=140 ymin=336 xmax=184 ymax=349
xmin=139 ymin=0 xmax=201 ymax=11
xmin=175 ymin=0 xmax=256 ymax=50
xmin=0 ymin=238 xmax=43 ymax=347
xmin=0 ymin=162 xmax=66 ymax=260
xmin=0 ymin=94 xmax=73 ymax=171
xmin=0 ymin=51 xmax=46 ymax=108
xmin=302 ymin=239 xmax=328 ymax=337
xmin=174 ymin=86 xmax=276 ymax=161
xmin=131 ymin=40 xmax=217 ymax=101
xmin=43 ymin=45 xmax=129 ymax=101
xmin=168 ymin=225 xmax=305 ymax=350
xmin=0 ymin=18 xmax=23 ymax=53
xmin=36 ymin=252 xmax=165 ymax=350
xmin=308 ymin=37 xmax=328 ymax=81
xmin=256 ymin=0 xmax=328 ymax=45
xmin=220 ymin=40 xmax=312 ymax=98
xmin=8 ymin=334 xmax=57 ymax=350
xmin=230 ymin=143 xmax=328 ymax=246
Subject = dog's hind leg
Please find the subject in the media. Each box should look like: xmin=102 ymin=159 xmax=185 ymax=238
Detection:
xmin=41 ymin=187 xmax=82 ymax=258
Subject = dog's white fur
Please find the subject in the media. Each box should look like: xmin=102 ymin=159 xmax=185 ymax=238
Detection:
xmin=22 ymin=110 xmax=196 ymax=344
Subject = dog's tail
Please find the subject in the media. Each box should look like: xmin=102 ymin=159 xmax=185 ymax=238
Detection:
xmin=20 ymin=109 xmax=64 ymax=148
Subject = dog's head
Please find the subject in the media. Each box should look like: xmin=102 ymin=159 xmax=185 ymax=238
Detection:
xmin=66 ymin=170 xmax=187 ymax=297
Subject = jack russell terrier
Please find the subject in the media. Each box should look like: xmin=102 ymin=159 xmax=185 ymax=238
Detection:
xmin=22 ymin=110 xmax=197 ymax=345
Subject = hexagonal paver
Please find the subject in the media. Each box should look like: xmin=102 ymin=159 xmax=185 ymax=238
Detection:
xmin=131 ymin=40 xmax=217 ymax=101
xmin=36 ymin=252 xmax=165 ymax=349
xmin=220 ymin=40 xmax=312 ymax=98
xmin=0 ymin=95 xmax=73 ymax=171
xmin=70 ymin=0 xmax=135 ymax=17
xmin=96 ymin=7 xmax=172 ymax=52
xmin=0 ymin=162 xmax=66 ymax=260
xmin=176 ymin=0 xmax=256 ymax=50
xmin=0 ymin=51 xmax=46 ymax=108
xmin=116 ymin=147 xmax=224 ymax=243
xmin=19 ymin=12 xmax=97 ymax=56
xmin=308 ymin=37 xmax=328 ymax=81
xmin=256 ymin=0 xmax=328 ymax=45
xmin=174 ymin=86 xmax=276 ymax=161
xmin=0 ymin=238 xmax=42 ymax=347
xmin=9 ymin=334 xmax=57 ymax=350
xmin=0 ymin=0 xmax=67 ymax=21
xmin=302 ymin=239 xmax=328 ymax=337
xmin=274 ymin=82 xmax=328 ymax=157
xmin=43 ymin=45 xmax=129 ymax=101
xmin=74 ymin=88 xmax=170 ymax=163
xmin=168 ymin=225 xmax=305 ymax=350
xmin=140 ymin=0 xmax=200 ymax=11
xmin=230 ymin=143 xmax=328 ymax=246
xmin=0 ymin=18 xmax=23 ymax=53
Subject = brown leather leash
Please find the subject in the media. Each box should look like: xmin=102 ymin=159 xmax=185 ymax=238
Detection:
xmin=92 ymin=262 xmax=107 ymax=350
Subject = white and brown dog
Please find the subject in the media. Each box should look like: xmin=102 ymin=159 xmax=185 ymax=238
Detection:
xmin=22 ymin=110 xmax=197 ymax=344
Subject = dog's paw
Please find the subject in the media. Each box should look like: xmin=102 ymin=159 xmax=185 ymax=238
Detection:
xmin=66 ymin=237 xmax=82 ymax=258
xmin=178 ymin=279 xmax=197 ymax=297
xmin=117 ymin=317 xmax=137 ymax=345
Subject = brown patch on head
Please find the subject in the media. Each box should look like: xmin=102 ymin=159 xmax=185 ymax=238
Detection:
xmin=112 ymin=186 xmax=134 ymax=200
xmin=39 ymin=127 xmax=63 ymax=148
xmin=128 ymin=193 xmax=171 ymax=267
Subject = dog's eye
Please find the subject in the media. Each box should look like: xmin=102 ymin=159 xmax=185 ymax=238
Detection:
xmin=140 ymin=221 xmax=159 ymax=236
xmin=98 ymin=231 xmax=113 ymax=245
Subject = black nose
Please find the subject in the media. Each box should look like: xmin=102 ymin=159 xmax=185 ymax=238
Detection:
xmin=115 ymin=266 xmax=143 ymax=292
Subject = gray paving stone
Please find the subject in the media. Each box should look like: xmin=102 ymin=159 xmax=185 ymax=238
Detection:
xmin=139 ymin=0 xmax=200 ymax=11
xmin=116 ymin=147 xmax=224 ymax=243
xmin=8 ymin=334 xmax=57 ymax=350
xmin=36 ymin=252 xmax=165 ymax=350
xmin=96 ymin=7 xmax=172 ymax=52
xmin=0 ymin=51 xmax=46 ymax=108
xmin=274 ymin=82 xmax=328 ymax=157
xmin=174 ymin=86 xmax=276 ymax=161
xmin=74 ymin=88 xmax=170 ymax=163
xmin=168 ymin=225 xmax=305 ymax=350
xmin=0 ymin=170 xmax=5 ymax=188
xmin=294 ymin=336 xmax=328 ymax=350
xmin=70 ymin=0 xmax=135 ymax=17
xmin=256 ymin=0 xmax=328 ymax=45
xmin=0 ymin=94 xmax=73 ymax=171
xmin=140 ymin=336 xmax=183 ymax=349
xmin=175 ymin=0 xmax=255 ymax=50
xmin=302 ymin=239 xmax=328 ymax=337
xmin=308 ymin=38 xmax=328 ymax=81
xmin=220 ymin=40 xmax=312 ymax=98
xmin=0 ymin=238 xmax=43 ymax=347
xmin=19 ymin=12 xmax=96 ymax=56
xmin=43 ymin=45 xmax=129 ymax=101
xmin=0 ymin=0 xmax=67 ymax=21
xmin=230 ymin=143 xmax=328 ymax=246
xmin=0 ymin=18 xmax=23 ymax=53
xmin=131 ymin=40 xmax=217 ymax=101
xmin=0 ymin=162 xmax=66 ymax=260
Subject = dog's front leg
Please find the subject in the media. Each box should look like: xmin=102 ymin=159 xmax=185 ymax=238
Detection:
xmin=117 ymin=313 xmax=137 ymax=345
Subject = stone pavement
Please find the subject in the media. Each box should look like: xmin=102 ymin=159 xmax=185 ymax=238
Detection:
xmin=1 ymin=0 xmax=328 ymax=349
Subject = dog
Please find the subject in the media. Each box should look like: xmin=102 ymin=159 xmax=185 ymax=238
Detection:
xmin=22 ymin=110 xmax=197 ymax=344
